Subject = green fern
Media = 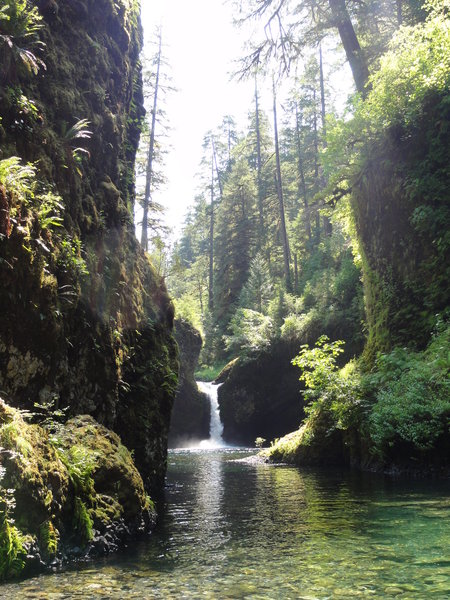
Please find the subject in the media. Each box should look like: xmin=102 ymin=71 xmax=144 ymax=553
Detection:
xmin=73 ymin=497 xmax=93 ymax=545
xmin=38 ymin=520 xmax=58 ymax=559
xmin=0 ymin=0 xmax=45 ymax=80
xmin=0 ymin=157 xmax=35 ymax=204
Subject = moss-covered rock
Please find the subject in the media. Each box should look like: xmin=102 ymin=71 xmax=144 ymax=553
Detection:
xmin=0 ymin=399 xmax=155 ymax=580
xmin=169 ymin=319 xmax=210 ymax=446
xmin=264 ymin=409 xmax=345 ymax=466
xmin=0 ymin=399 xmax=69 ymax=535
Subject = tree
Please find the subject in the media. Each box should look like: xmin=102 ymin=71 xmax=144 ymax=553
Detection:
xmin=138 ymin=27 xmax=174 ymax=251
xmin=235 ymin=0 xmax=408 ymax=95
xmin=273 ymin=80 xmax=292 ymax=290
xmin=240 ymin=252 xmax=273 ymax=313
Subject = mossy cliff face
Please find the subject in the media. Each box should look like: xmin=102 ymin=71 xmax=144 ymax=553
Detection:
xmin=352 ymin=92 xmax=450 ymax=361
xmin=0 ymin=399 xmax=154 ymax=579
xmin=168 ymin=319 xmax=210 ymax=447
xmin=217 ymin=340 xmax=305 ymax=446
xmin=0 ymin=0 xmax=177 ymax=494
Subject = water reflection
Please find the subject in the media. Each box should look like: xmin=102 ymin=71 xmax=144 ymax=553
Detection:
xmin=2 ymin=449 xmax=450 ymax=599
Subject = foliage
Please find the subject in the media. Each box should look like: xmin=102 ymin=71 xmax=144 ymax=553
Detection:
xmin=367 ymin=322 xmax=450 ymax=457
xmin=0 ymin=156 xmax=35 ymax=205
xmin=38 ymin=520 xmax=58 ymax=559
xmin=292 ymin=335 xmax=363 ymax=429
xmin=73 ymin=497 xmax=94 ymax=545
xmin=362 ymin=2 xmax=450 ymax=130
xmin=0 ymin=449 xmax=26 ymax=581
xmin=224 ymin=309 xmax=274 ymax=357
xmin=0 ymin=0 xmax=45 ymax=81
xmin=53 ymin=442 xmax=96 ymax=543
xmin=55 ymin=444 xmax=97 ymax=499
xmin=57 ymin=237 xmax=89 ymax=278
xmin=195 ymin=362 xmax=227 ymax=382
xmin=239 ymin=252 xmax=273 ymax=314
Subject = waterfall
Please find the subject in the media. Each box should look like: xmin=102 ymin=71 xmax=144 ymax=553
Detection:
xmin=197 ymin=381 xmax=225 ymax=448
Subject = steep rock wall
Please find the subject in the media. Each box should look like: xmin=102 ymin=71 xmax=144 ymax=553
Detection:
xmin=0 ymin=0 xmax=177 ymax=493
xmin=352 ymin=92 xmax=450 ymax=361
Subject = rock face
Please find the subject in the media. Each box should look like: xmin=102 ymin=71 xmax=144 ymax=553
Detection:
xmin=218 ymin=340 xmax=305 ymax=446
xmin=352 ymin=93 xmax=450 ymax=361
xmin=169 ymin=319 xmax=210 ymax=446
xmin=0 ymin=0 xmax=178 ymax=494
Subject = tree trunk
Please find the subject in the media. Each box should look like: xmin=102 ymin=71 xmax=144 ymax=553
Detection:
xmin=294 ymin=252 xmax=298 ymax=293
xmin=273 ymin=82 xmax=291 ymax=291
xmin=211 ymin=137 xmax=223 ymax=198
xmin=319 ymin=44 xmax=327 ymax=141
xmin=141 ymin=30 xmax=162 ymax=251
xmin=328 ymin=0 xmax=369 ymax=96
xmin=255 ymin=77 xmax=265 ymax=251
xmin=396 ymin=0 xmax=402 ymax=25
xmin=208 ymin=150 xmax=215 ymax=311
xmin=312 ymin=88 xmax=321 ymax=242
xmin=295 ymin=104 xmax=312 ymax=244
xmin=318 ymin=46 xmax=332 ymax=236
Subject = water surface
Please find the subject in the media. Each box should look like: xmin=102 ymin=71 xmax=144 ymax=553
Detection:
xmin=2 ymin=448 xmax=450 ymax=599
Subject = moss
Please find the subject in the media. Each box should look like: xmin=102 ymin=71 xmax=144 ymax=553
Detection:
xmin=265 ymin=408 xmax=345 ymax=466
xmin=56 ymin=415 xmax=150 ymax=526
xmin=0 ymin=399 xmax=69 ymax=533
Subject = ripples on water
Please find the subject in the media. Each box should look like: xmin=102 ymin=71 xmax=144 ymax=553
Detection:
xmin=2 ymin=448 xmax=450 ymax=599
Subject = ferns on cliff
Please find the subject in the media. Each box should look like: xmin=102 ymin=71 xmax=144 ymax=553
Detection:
xmin=0 ymin=0 xmax=45 ymax=81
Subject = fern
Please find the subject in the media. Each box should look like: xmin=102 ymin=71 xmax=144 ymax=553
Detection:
xmin=73 ymin=497 xmax=93 ymax=545
xmin=38 ymin=520 xmax=58 ymax=559
xmin=63 ymin=119 xmax=92 ymax=141
xmin=0 ymin=157 xmax=35 ymax=203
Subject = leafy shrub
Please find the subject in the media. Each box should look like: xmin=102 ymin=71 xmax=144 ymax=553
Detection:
xmin=362 ymin=0 xmax=450 ymax=130
xmin=367 ymin=322 xmax=450 ymax=457
xmin=292 ymin=336 xmax=363 ymax=430
xmin=0 ymin=0 xmax=44 ymax=81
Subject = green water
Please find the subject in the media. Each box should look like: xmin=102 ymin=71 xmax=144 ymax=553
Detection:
xmin=2 ymin=448 xmax=450 ymax=599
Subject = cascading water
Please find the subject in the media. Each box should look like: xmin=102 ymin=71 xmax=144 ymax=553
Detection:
xmin=197 ymin=381 xmax=225 ymax=448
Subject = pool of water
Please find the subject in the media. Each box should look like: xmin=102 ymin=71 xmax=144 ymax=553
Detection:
xmin=2 ymin=448 xmax=450 ymax=599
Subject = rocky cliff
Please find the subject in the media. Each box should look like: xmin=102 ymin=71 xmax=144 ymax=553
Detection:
xmin=0 ymin=0 xmax=177 ymax=579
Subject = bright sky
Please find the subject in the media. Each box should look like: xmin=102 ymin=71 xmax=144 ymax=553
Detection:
xmin=138 ymin=0 xmax=352 ymax=242
xmin=139 ymin=0 xmax=256 ymax=238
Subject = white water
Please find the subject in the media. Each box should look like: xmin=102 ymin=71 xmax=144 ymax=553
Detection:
xmin=197 ymin=381 xmax=225 ymax=448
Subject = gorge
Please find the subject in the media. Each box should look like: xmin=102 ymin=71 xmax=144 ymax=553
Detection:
xmin=0 ymin=0 xmax=449 ymax=593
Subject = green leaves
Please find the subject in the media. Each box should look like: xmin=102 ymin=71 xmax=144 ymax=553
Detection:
xmin=292 ymin=335 xmax=344 ymax=391
xmin=0 ymin=0 xmax=45 ymax=81
xmin=367 ymin=322 xmax=450 ymax=456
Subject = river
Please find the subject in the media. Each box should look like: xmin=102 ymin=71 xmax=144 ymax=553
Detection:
xmin=2 ymin=448 xmax=449 ymax=599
